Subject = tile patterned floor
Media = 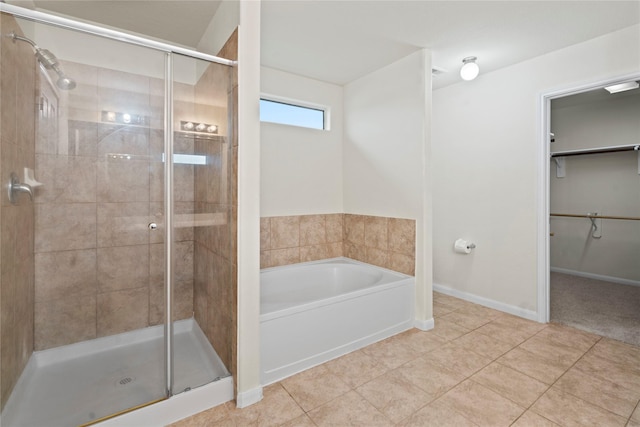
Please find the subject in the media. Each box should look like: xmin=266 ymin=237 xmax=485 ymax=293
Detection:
xmin=169 ymin=292 xmax=640 ymax=427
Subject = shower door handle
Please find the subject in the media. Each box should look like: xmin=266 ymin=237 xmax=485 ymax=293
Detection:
xmin=148 ymin=223 xmax=158 ymax=230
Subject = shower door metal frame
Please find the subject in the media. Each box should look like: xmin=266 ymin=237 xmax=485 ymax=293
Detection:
xmin=0 ymin=1 xmax=236 ymax=402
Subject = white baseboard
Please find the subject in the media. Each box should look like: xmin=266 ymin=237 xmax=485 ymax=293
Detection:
xmin=550 ymin=267 xmax=640 ymax=288
xmin=414 ymin=318 xmax=434 ymax=331
xmin=433 ymin=283 xmax=539 ymax=322
xmin=236 ymin=386 xmax=263 ymax=408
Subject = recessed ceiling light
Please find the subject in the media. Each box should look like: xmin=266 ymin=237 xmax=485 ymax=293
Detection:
xmin=604 ymin=81 xmax=639 ymax=94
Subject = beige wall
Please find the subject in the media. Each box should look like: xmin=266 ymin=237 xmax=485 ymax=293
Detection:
xmin=550 ymin=93 xmax=640 ymax=282
xmin=0 ymin=13 xmax=37 ymax=410
xmin=260 ymin=214 xmax=416 ymax=276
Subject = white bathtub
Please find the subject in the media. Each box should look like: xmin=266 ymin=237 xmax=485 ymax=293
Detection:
xmin=260 ymin=257 xmax=415 ymax=385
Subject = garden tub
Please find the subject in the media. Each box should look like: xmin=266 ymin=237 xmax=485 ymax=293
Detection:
xmin=260 ymin=257 xmax=415 ymax=385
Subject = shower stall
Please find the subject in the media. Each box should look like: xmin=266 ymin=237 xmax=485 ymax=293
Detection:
xmin=0 ymin=4 xmax=237 ymax=426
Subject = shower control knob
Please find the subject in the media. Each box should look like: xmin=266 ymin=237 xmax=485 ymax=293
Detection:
xmin=148 ymin=222 xmax=158 ymax=230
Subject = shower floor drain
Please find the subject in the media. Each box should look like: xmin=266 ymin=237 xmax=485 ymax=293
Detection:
xmin=116 ymin=376 xmax=136 ymax=386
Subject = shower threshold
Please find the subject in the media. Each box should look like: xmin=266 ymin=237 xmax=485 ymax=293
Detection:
xmin=2 ymin=318 xmax=232 ymax=427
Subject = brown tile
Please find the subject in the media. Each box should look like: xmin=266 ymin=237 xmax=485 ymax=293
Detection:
xmin=475 ymin=318 xmax=541 ymax=347
xmin=97 ymin=287 xmax=149 ymax=337
xmin=510 ymin=411 xmax=561 ymax=427
xmin=431 ymin=318 xmax=471 ymax=341
xmin=454 ymin=330 xmax=515 ymax=359
xmin=364 ymin=216 xmax=388 ymax=250
xmin=35 ymin=154 xmax=97 ymax=203
xmin=307 ymin=390 xmax=390 ymax=426
xmin=399 ymin=398 xmax=478 ymax=427
xmin=438 ymin=380 xmax=525 ymax=426
xmin=343 ymin=241 xmax=365 ymax=262
xmin=96 ymin=158 xmax=150 ymax=203
xmin=433 ymin=292 xmax=472 ymax=310
xmin=628 ymin=419 xmax=640 ymax=427
xmin=554 ymin=367 xmax=639 ymax=418
xmin=325 ymin=213 xmax=343 ymax=243
xmin=426 ymin=342 xmax=493 ymax=378
xmin=34 ymin=295 xmax=96 ymax=350
xmin=364 ymin=246 xmax=388 ymax=268
xmin=388 ymin=252 xmax=415 ymax=275
xmin=325 ymin=349 xmax=388 ymax=388
xmin=281 ymin=364 xmax=351 ymax=412
xmin=388 ymin=218 xmax=415 ymax=256
xmin=97 ymin=202 xmax=150 ymax=247
xmin=260 ymin=217 xmax=271 ymax=250
xmin=396 ymin=355 xmax=466 ymax=400
xmin=471 ymin=362 xmax=548 ymax=407
xmin=518 ymin=334 xmax=588 ymax=368
xmin=300 ymin=215 xmax=326 ymax=245
xmin=589 ymin=337 xmax=640 ymax=369
xmin=260 ymin=251 xmax=272 ymax=269
xmin=532 ymin=387 xmax=627 ymax=427
xmin=361 ymin=335 xmax=422 ymax=369
xmin=573 ymin=352 xmax=640 ymax=394
xmin=270 ymin=216 xmax=299 ymax=249
xmin=35 ymin=249 xmax=97 ymax=301
xmin=344 ymin=214 xmax=365 ymax=245
xmin=439 ymin=310 xmax=492 ymax=330
xmin=356 ymin=370 xmax=432 ymax=423
xmin=268 ymin=247 xmax=300 ymax=267
xmin=389 ymin=328 xmax=448 ymax=354
xmin=299 ymin=243 xmax=329 ymax=262
xmin=279 ymin=414 xmax=316 ymax=427
xmin=227 ymin=383 xmax=304 ymax=426
xmin=633 ymin=403 xmax=640 ymax=422
xmin=498 ymin=347 xmax=569 ymax=385
xmin=539 ymin=323 xmax=601 ymax=352
xmin=97 ymin=245 xmax=149 ymax=292
xmin=433 ymin=302 xmax=454 ymax=317
xmin=35 ymin=203 xmax=96 ymax=252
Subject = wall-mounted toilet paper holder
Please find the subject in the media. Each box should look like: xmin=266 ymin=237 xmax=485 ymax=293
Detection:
xmin=454 ymin=238 xmax=476 ymax=254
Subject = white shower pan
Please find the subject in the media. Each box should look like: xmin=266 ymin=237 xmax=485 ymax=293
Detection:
xmin=2 ymin=319 xmax=233 ymax=427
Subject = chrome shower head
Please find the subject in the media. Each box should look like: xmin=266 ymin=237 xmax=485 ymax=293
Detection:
xmin=7 ymin=31 xmax=76 ymax=90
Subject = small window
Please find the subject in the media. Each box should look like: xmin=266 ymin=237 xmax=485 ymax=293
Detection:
xmin=260 ymin=98 xmax=325 ymax=130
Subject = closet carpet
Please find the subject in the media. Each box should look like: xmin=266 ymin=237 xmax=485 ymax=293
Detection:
xmin=551 ymin=272 xmax=640 ymax=347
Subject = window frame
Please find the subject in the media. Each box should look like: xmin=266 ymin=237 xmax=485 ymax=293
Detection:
xmin=259 ymin=94 xmax=330 ymax=131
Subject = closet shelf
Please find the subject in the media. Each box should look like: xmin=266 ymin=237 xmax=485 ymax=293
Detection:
xmin=550 ymin=144 xmax=639 ymax=158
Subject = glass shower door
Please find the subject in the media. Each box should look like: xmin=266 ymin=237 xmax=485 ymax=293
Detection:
xmin=1 ymin=14 xmax=170 ymax=426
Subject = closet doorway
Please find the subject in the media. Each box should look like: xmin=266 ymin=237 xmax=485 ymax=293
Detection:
xmin=548 ymin=84 xmax=640 ymax=346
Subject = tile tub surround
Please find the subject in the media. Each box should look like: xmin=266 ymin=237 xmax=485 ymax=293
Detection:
xmin=260 ymin=214 xmax=416 ymax=275
xmin=170 ymin=292 xmax=640 ymax=427
xmin=0 ymin=13 xmax=37 ymax=410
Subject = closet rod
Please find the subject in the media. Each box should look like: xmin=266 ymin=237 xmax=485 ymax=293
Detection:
xmin=550 ymin=213 xmax=640 ymax=221
xmin=550 ymin=144 xmax=639 ymax=157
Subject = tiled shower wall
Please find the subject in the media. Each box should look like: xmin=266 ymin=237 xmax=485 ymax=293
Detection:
xmin=32 ymin=61 xmax=197 ymax=351
xmin=260 ymin=214 xmax=416 ymax=276
xmin=193 ymin=29 xmax=238 ymax=379
xmin=0 ymin=14 xmax=37 ymax=410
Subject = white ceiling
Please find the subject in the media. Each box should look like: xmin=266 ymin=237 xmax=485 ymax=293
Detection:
xmin=9 ymin=0 xmax=640 ymax=88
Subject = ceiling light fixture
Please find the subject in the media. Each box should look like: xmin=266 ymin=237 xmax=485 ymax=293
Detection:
xmin=460 ymin=56 xmax=479 ymax=81
xmin=604 ymin=81 xmax=639 ymax=94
